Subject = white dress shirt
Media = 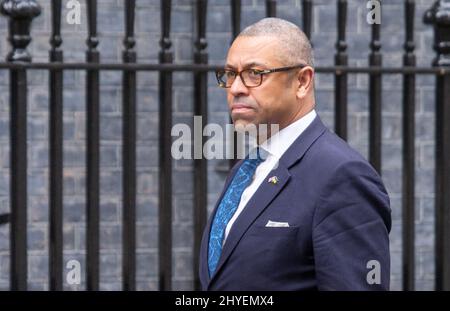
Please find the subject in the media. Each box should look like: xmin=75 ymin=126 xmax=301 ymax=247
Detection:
xmin=223 ymin=109 xmax=317 ymax=244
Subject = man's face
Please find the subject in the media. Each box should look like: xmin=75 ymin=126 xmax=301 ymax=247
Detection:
xmin=225 ymin=36 xmax=299 ymax=131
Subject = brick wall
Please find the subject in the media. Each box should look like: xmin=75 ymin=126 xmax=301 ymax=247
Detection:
xmin=0 ymin=0 xmax=437 ymax=290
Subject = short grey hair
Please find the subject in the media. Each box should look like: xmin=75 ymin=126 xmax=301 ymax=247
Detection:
xmin=238 ymin=17 xmax=314 ymax=67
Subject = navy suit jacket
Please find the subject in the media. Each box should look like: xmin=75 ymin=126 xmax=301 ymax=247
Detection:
xmin=199 ymin=115 xmax=391 ymax=290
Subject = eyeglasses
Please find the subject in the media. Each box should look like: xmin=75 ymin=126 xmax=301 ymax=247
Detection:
xmin=215 ymin=64 xmax=306 ymax=88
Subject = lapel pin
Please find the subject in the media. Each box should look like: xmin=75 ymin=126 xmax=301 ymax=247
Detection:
xmin=268 ymin=176 xmax=279 ymax=185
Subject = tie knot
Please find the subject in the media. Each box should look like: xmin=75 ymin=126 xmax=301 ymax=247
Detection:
xmin=246 ymin=147 xmax=267 ymax=166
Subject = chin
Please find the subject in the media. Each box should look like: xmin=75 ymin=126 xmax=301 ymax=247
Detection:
xmin=233 ymin=120 xmax=259 ymax=136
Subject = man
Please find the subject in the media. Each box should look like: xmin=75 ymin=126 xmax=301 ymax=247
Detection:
xmin=199 ymin=18 xmax=391 ymax=290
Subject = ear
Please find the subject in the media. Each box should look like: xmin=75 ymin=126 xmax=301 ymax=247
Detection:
xmin=296 ymin=67 xmax=314 ymax=99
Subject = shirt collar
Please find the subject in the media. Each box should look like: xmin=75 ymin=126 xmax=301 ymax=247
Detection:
xmin=259 ymin=109 xmax=317 ymax=160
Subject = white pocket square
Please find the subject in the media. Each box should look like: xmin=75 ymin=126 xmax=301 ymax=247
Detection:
xmin=265 ymin=220 xmax=290 ymax=227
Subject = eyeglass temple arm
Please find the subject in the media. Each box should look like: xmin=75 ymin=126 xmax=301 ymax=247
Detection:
xmin=263 ymin=64 xmax=307 ymax=74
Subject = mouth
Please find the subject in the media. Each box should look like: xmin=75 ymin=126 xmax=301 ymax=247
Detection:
xmin=231 ymin=103 xmax=255 ymax=114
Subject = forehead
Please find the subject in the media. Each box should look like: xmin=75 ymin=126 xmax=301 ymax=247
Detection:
xmin=226 ymin=36 xmax=282 ymax=68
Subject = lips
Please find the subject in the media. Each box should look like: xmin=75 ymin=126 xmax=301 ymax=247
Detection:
xmin=231 ymin=103 xmax=254 ymax=113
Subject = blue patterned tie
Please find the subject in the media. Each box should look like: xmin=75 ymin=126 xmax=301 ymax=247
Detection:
xmin=208 ymin=148 xmax=266 ymax=276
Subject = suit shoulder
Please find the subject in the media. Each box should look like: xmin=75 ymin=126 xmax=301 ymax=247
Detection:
xmin=304 ymin=128 xmax=376 ymax=174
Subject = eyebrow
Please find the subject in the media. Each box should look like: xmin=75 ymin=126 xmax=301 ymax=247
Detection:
xmin=224 ymin=62 xmax=268 ymax=70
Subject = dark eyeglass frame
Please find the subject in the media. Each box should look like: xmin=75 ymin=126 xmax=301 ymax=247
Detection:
xmin=215 ymin=64 xmax=307 ymax=88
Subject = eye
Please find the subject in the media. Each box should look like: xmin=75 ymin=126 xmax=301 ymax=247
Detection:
xmin=248 ymin=69 xmax=263 ymax=77
xmin=225 ymin=70 xmax=237 ymax=78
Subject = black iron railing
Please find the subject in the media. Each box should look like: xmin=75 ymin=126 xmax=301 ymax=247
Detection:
xmin=0 ymin=0 xmax=449 ymax=291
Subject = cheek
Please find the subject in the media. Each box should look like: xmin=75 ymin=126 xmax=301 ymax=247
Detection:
xmin=252 ymin=92 xmax=276 ymax=115
xmin=255 ymin=89 xmax=295 ymax=124
xmin=247 ymin=94 xmax=268 ymax=120
xmin=226 ymin=92 xmax=233 ymax=105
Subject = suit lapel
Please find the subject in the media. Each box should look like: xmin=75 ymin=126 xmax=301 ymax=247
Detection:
xmin=208 ymin=163 xmax=291 ymax=286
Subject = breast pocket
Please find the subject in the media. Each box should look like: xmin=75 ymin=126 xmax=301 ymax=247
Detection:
xmin=247 ymin=224 xmax=300 ymax=238
xmin=240 ymin=224 xmax=301 ymax=262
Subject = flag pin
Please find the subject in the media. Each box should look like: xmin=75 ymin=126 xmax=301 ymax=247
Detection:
xmin=268 ymin=176 xmax=279 ymax=184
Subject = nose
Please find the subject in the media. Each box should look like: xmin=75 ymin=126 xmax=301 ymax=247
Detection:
xmin=229 ymin=74 xmax=249 ymax=97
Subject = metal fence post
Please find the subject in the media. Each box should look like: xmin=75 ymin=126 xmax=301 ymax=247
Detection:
xmin=193 ymin=0 xmax=208 ymax=291
xmin=424 ymin=0 xmax=450 ymax=291
xmin=0 ymin=0 xmax=41 ymax=291
xmin=334 ymin=0 xmax=348 ymax=140
xmin=85 ymin=0 xmax=100 ymax=291
xmin=122 ymin=0 xmax=137 ymax=291
xmin=402 ymin=0 xmax=416 ymax=292
xmin=159 ymin=0 xmax=173 ymax=291
xmin=49 ymin=0 xmax=64 ymax=291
